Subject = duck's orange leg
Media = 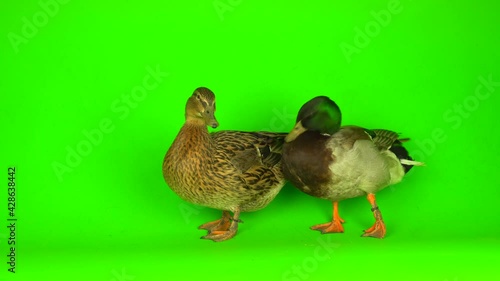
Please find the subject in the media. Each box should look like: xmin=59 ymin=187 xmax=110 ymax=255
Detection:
xmin=201 ymin=209 xmax=241 ymax=242
xmin=198 ymin=210 xmax=231 ymax=233
xmin=362 ymin=193 xmax=386 ymax=239
xmin=311 ymin=202 xmax=345 ymax=234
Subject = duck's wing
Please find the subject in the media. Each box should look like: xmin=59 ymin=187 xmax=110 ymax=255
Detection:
xmin=368 ymin=129 xmax=401 ymax=150
xmin=368 ymin=129 xmax=425 ymax=171
xmin=211 ymin=131 xmax=287 ymax=173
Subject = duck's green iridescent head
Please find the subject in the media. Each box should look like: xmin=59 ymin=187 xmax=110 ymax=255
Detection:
xmin=285 ymin=96 xmax=342 ymax=142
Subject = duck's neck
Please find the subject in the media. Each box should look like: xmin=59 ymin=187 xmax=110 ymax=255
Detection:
xmin=170 ymin=120 xmax=213 ymax=161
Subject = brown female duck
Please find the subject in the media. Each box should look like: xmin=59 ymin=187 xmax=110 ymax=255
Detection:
xmin=162 ymin=87 xmax=287 ymax=242
xmin=281 ymin=96 xmax=424 ymax=238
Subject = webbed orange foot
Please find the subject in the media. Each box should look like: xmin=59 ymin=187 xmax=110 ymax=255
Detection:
xmin=201 ymin=228 xmax=237 ymax=242
xmin=198 ymin=211 xmax=231 ymax=233
xmin=361 ymin=193 xmax=386 ymax=239
xmin=200 ymin=209 xmax=240 ymax=242
xmin=311 ymin=201 xmax=345 ymax=234
xmin=311 ymin=220 xmax=344 ymax=234
xmin=362 ymin=220 xmax=386 ymax=238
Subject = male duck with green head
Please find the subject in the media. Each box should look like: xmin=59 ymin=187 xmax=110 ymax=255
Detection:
xmin=282 ymin=96 xmax=424 ymax=238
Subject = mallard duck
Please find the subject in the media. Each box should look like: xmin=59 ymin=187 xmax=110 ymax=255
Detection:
xmin=281 ymin=96 xmax=424 ymax=238
xmin=162 ymin=87 xmax=287 ymax=242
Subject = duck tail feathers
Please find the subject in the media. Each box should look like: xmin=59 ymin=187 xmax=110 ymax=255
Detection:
xmin=400 ymin=159 xmax=425 ymax=167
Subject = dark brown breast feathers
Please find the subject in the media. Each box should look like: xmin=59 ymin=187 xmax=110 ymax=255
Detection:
xmin=281 ymin=131 xmax=334 ymax=196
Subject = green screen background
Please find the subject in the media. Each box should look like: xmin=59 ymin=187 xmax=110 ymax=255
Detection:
xmin=1 ymin=0 xmax=499 ymax=280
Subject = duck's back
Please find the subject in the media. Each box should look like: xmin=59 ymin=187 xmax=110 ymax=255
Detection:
xmin=211 ymin=131 xmax=285 ymax=176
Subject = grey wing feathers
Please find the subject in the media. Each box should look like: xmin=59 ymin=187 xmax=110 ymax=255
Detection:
xmin=371 ymin=129 xmax=401 ymax=150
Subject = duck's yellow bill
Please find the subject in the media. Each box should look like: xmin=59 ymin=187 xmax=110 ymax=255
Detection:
xmin=285 ymin=121 xmax=307 ymax=142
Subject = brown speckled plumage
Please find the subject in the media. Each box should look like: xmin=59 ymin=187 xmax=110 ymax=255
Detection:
xmin=163 ymin=128 xmax=286 ymax=212
xmin=162 ymin=87 xmax=287 ymax=241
